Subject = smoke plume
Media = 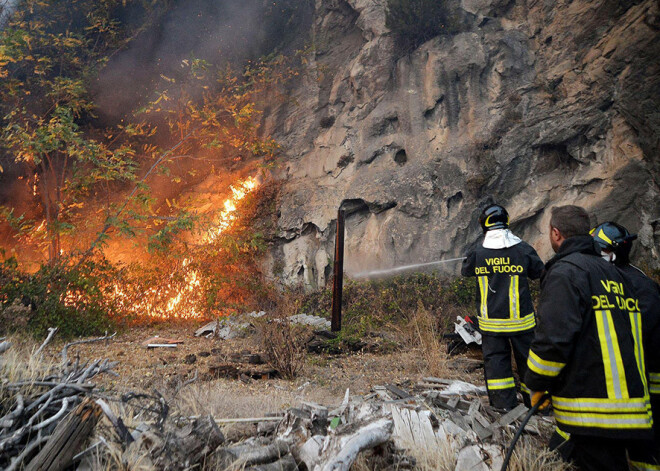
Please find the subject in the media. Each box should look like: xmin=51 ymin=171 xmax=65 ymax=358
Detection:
xmin=94 ymin=0 xmax=313 ymax=122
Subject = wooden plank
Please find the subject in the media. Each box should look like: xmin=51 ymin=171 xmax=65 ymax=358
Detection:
xmin=421 ymin=377 xmax=452 ymax=384
xmin=417 ymin=382 xmax=445 ymax=390
xmin=467 ymin=400 xmax=480 ymax=417
xmin=385 ymin=384 xmax=412 ymax=399
xmin=490 ymin=403 xmax=528 ymax=431
xmin=470 ymin=417 xmax=493 ymax=440
xmin=391 ymin=406 xmax=438 ymax=451
xmin=26 ymin=399 xmax=102 ymax=471
xmin=472 ymin=410 xmax=491 ymax=429
xmin=214 ymin=417 xmax=284 ymax=424
xmin=373 ymin=386 xmax=394 ymax=401
xmin=448 ymin=411 xmax=471 ymax=432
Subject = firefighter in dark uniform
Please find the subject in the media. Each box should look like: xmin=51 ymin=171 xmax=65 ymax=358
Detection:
xmin=461 ymin=204 xmax=545 ymax=411
xmin=591 ymin=222 xmax=660 ymax=470
xmin=525 ymin=206 xmax=653 ymax=471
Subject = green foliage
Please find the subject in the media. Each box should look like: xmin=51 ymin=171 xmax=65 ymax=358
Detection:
xmin=0 ymin=256 xmax=119 ymax=338
xmin=447 ymin=276 xmax=475 ymax=306
xmin=298 ymin=273 xmax=473 ymax=346
xmin=385 ymin=0 xmax=459 ymax=49
xmin=0 ymin=0 xmax=149 ymax=260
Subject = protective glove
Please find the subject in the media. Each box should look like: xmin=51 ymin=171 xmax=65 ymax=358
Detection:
xmin=531 ymin=391 xmax=551 ymax=410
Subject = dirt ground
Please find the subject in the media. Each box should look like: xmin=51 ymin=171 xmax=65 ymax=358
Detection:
xmin=39 ymin=323 xmax=485 ymax=419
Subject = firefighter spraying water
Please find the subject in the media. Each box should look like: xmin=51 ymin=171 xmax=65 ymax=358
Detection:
xmin=461 ymin=204 xmax=545 ymax=411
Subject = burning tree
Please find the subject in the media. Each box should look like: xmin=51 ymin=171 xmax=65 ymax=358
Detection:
xmin=0 ymin=0 xmax=298 ymax=332
xmin=0 ymin=0 xmax=151 ymax=262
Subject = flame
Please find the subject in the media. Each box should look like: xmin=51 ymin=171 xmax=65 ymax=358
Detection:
xmin=63 ymin=175 xmax=260 ymax=320
xmin=206 ymin=177 xmax=257 ymax=243
xmin=137 ymin=175 xmax=259 ymax=319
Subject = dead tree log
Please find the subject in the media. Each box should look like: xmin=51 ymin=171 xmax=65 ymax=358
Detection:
xmin=25 ymin=398 xmax=102 ymax=471
xmin=132 ymin=414 xmax=225 ymax=470
xmin=319 ymin=417 xmax=393 ymax=471
xmin=215 ymin=439 xmax=289 ymax=469
xmin=247 ymin=454 xmax=298 ymax=471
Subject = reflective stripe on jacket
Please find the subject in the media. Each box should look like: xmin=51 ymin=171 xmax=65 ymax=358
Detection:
xmin=618 ymin=264 xmax=660 ymax=399
xmin=462 ymin=240 xmax=544 ymax=334
xmin=524 ymin=236 xmax=653 ymax=439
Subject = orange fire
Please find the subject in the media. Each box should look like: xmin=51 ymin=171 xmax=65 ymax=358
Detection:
xmin=134 ymin=175 xmax=259 ymax=319
xmin=64 ymin=176 xmax=259 ymax=320
xmin=205 ymin=177 xmax=258 ymax=242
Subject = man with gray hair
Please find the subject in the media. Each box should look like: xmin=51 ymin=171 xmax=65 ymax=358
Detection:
xmin=524 ymin=205 xmax=652 ymax=470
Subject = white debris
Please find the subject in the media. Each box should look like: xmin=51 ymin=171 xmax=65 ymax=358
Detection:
xmin=195 ymin=321 xmax=217 ymax=337
xmin=194 ymin=312 xmax=266 ymax=339
xmin=195 ymin=312 xmax=330 ymax=339
xmin=439 ymin=381 xmax=488 ymax=396
xmin=287 ymin=314 xmax=331 ymax=329
xmin=454 ymin=316 xmax=482 ymax=345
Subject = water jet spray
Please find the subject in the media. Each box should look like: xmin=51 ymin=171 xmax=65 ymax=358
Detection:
xmin=352 ymin=257 xmax=466 ymax=279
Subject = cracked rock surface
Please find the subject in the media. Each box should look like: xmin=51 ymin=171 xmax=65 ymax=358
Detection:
xmin=261 ymin=0 xmax=660 ymax=287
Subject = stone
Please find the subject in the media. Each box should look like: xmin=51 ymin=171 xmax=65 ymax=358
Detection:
xmin=183 ymin=354 xmax=196 ymax=365
xmin=455 ymin=445 xmax=488 ymax=471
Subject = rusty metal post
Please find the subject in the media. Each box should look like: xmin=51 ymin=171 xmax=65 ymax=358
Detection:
xmin=331 ymin=209 xmax=345 ymax=332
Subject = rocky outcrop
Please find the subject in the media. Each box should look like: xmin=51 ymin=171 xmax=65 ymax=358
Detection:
xmin=263 ymin=0 xmax=660 ymax=287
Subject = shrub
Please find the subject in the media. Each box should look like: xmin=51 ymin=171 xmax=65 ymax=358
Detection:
xmin=386 ymin=0 xmax=459 ymax=49
xmin=293 ymin=272 xmax=474 ymax=347
xmin=257 ymin=295 xmax=313 ymax=379
xmin=0 ymin=256 xmax=119 ymax=338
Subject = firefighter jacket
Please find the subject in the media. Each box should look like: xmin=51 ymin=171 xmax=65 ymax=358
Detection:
xmin=525 ymin=236 xmax=653 ymax=439
xmin=461 ymin=238 xmax=544 ymax=335
xmin=618 ymin=264 xmax=660 ymax=399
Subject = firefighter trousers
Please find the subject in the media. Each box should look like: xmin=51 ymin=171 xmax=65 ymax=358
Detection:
xmin=549 ymin=431 xmax=632 ymax=471
xmin=481 ymin=331 xmax=532 ymax=410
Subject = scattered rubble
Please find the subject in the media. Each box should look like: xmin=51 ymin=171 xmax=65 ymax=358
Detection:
xmin=195 ymin=312 xmax=331 ymax=339
xmin=1 ymin=331 xmax=552 ymax=470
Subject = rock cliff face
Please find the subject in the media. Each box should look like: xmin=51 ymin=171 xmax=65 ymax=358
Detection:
xmin=262 ymin=0 xmax=660 ymax=287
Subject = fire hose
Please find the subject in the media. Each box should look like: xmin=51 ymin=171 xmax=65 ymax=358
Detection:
xmin=499 ymin=393 xmax=551 ymax=471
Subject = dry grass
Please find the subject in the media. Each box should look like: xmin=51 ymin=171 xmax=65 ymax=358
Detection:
xmin=171 ymin=381 xmax=342 ymax=419
xmin=350 ymin=438 xmax=456 ymax=471
xmin=404 ymin=438 xmax=457 ymax=471
xmin=506 ymin=436 xmax=574 ymax=471
xmin=0 ymin=337 xmax=56 ymax=409
xmin=87 ymin=440 xmax=154 ymax=471
xmin=400 ymin=301 xmax=451 ymax=378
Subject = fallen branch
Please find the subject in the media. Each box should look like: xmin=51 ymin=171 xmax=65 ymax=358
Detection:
xmin=34 ymin=398 xmax=69 ymax=431
xmin=319 ymin=417 xmax=393 ymax=471
xmin=218 ymin=439 xmax=289 ymax=468
xmin=6 ymin=433 xmax=48 ymax=471
xmin=61 ymin=332 xmax=116 ymax=365
xmin=215 ymin=417 xmax=284 ymax=424
xmin=95 ymin=399 xmax=133 ymax=444
xmin=181 ymin=369 xmax=199 ymax=389
xmin=0 ymin=394 xmax=24 ymax=428
xmin=34 ymin=328 xmax=58 ymax=358
xmin=0 ymin=340 xmax=11 ymax=354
